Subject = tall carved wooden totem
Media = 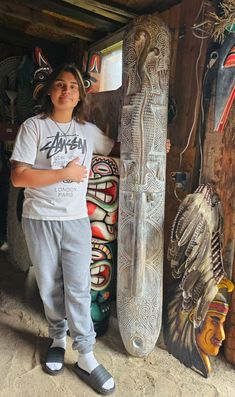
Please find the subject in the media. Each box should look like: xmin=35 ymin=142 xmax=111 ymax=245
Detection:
xmin=117 ymin=14 xmax=170 ymax=357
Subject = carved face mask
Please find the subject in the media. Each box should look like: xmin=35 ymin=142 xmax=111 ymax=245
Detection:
xmin=83 ymin=73 xmax=99 ymax=94
xmin=90 ymin=242 xmax=112 ymax=292
xmin=214 ymin=31 xmax=235 ymax=132
xmin=33 ymin=47 xmax=52 ymax=100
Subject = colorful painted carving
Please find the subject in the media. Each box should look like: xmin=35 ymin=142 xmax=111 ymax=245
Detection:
xmin=164 ymin=183 xmax=234 ymax=376
xmin=165 ymin=282 xmax=233 ymax=377
xmin=87 ymin=155 xmax=119 ymax=334
xmin=214 ymin=31 xmax=235 ymax=132
xmin=87 ymin=155 xmax=119 ymax=242
xmin=117 ymin=14 xmax=170 ymax=357
xmin=32 ymin=47 xmax=53 ymax=108
xmin=82 ymin=51 xmax=102 ymax=93
xmin=90 ymin=239 xmax=117 ymax=336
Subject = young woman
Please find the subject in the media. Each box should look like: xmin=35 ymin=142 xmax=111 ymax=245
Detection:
xmin=10 ymin=63 xmax=115 ymax=395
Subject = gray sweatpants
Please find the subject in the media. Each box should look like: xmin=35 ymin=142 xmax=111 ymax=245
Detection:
xmin=22 ymin=217 xmax=96 ymax=353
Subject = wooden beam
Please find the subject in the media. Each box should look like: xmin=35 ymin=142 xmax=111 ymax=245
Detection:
xmin=0 ymin=1 xmax=100 ymax=42
xmin=0 ymin=25 xmax=65 ymax=53
xmin=21 ymin=0 xmax=122 ymax=32
xmin=63 ymin=0 xmax=136 ymax=22
xmin=105 ymin=0 xmax=182 ymax=15
xmin=149 ymin=0 xmax=182 ymax=13
xmin=88 ymin=26 xmax=126 ymax=51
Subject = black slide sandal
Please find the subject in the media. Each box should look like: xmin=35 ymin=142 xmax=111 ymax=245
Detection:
xmin=73 ymin=363 xmax=115 ymax=395
xmin=43 ymin=346 xmax=65 ymax=376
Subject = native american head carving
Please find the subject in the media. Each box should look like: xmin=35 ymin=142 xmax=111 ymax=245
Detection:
xmin=195 ymin=288 xmax=229 ymax=371
xmin=164 ymin=183 xmax=234 ymax=376
xmin=165 ymin=280 xmax=233 ymax=377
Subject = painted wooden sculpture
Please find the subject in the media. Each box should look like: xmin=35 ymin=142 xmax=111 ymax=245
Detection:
xmin=164 ymin=183 xmax=234 ymax=377
xmin=214 ymin=31 xmax=235 ymax=132
xmin=217 ymin=30 xmax=235 ymax=369
xmin=32 ymin=47 xmax=53 ymax=109
xmin=82 ymin=54 xmax=120 ymax=335
xmin=206 ymin=9 xmax=235 ymax=365
xmin=87 ymin=155 xmax=119 ymax=335
xmin=117 ymin=14 xmax=170 ymax=357
xmin=202 ymin=0 xmax=235 ymax=366
xmin=82 ymin=51 xmax=102 ymax=94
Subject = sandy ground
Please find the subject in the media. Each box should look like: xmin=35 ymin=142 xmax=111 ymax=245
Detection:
xmin=0 ymin=250 xmax=235 ymax=397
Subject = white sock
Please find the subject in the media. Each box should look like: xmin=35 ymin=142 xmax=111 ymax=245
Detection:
xmin=46 ymin=336 xmax=66 ymax=371
xmin=77 ymin=351 xmax=114 ymax=391
xmin=50 ymin=337 xmax=66 ymax=350
xmin=0 ymin=242 xmax=8 ymax=251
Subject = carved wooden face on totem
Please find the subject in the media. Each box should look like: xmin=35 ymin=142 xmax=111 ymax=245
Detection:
xmin=90 ymin=241 xmax=112 ymax=292
xmin=90 ymin=241 xmax=114 ymax=324
xmin=82 ymin=52 xmax=101 ymax=94
xmin=83 ymin=73 xmax=100 ymax=94
xmin=87 ymin=156 xmax=119 ymax=242
xmin=196 ymin=299 xmax=228 ymax=358
xmin=33 ymin=47 xmax=52 ymax=101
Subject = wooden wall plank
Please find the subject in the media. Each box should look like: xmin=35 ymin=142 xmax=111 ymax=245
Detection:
xmin=168 ymin=0 xmax=209 ymax=147
xmin=0 ymin=0 xmax=99 ymax=42
xmin=159 ymin=0 xmax=211 ymax=291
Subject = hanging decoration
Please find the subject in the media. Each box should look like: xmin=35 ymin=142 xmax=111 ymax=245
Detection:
xmin=206 ymin=1 xmax=235 ymax=132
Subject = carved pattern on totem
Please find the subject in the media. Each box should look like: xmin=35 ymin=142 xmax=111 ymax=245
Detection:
xmin=117 ymin=14 xmax=170 ymax=357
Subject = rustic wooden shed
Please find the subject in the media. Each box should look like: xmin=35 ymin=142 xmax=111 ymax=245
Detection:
xmin=0 ymin=0 xmax=234 ymax=367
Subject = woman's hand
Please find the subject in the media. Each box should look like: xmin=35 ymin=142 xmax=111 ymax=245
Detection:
xmin=11 ymin=158 xmax=87 ymax=188
xmin=166 ymin=139 xmax=171 ymax=153
xmin=65 ymin=157 xmax=88 ymax=182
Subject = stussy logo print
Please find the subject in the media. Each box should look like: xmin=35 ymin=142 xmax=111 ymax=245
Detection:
xmin=40 ymin=131 xmax=87 ymax=158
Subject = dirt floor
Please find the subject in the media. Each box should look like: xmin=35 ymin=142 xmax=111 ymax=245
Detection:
xmin=0 ymin=250 xmax=235 ymax=397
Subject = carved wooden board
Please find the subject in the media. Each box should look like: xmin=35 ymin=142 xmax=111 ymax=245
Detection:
xmin=117 ymin=13 xmax=170 ymax=356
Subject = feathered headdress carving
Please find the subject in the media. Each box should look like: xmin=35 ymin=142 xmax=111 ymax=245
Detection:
xmin=164 ymin=183 xmax=233 ymax=377
xmin=167 ymin=183 xmax=225 ymax=327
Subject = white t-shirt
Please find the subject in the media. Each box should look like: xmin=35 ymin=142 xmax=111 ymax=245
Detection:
xmin=11 ymin=115 xmax=114 ymax=220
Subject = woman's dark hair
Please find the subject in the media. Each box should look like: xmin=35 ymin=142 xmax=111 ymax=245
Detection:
xmin=39 ymin=63 xmax=87 ymax=123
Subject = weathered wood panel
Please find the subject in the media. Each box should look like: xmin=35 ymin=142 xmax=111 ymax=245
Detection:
xmin=160 ymin=0 xmax=210 ymax=290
